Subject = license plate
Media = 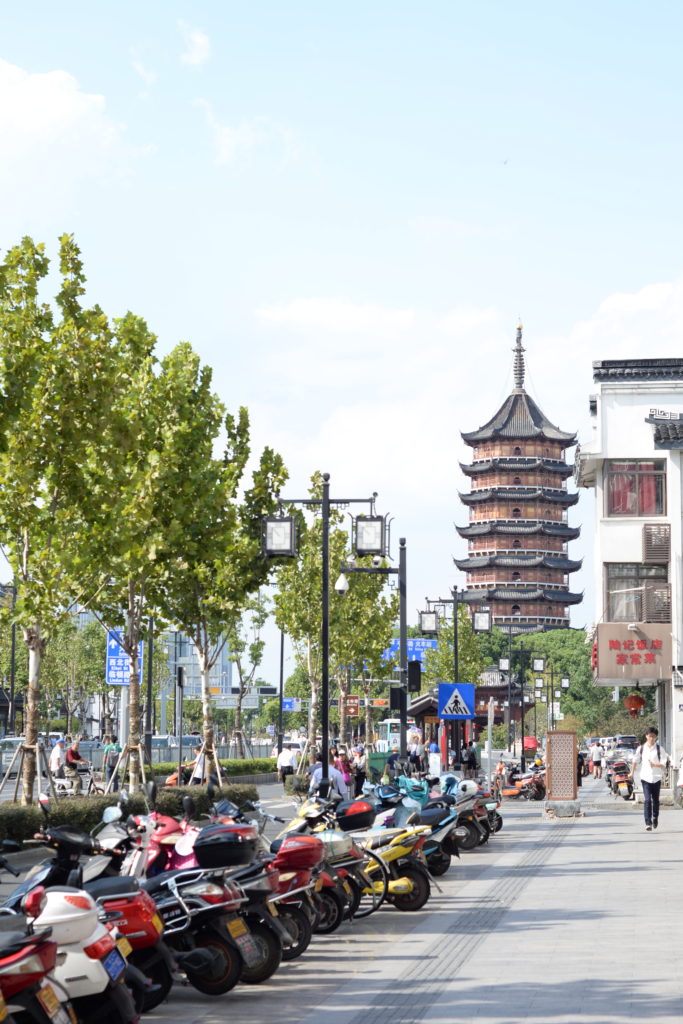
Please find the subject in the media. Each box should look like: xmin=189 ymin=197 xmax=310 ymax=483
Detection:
xmin=227 ymin=916 xmax=248 ymax=939
xmin=233 ymin=930 xmax=262 ymax=969
xmin=37 ymin=982 xmax=71 ymax=1024
xmin=268 ymin=903 xmax=279 ymax=917
xmin=152 ymin=913 xmax=163 ymax=934
xmin=0 ymin=988 xmax=7 ymax=1022
xmin=116 ymin=935 xmax=133 ymax=958
xmin=103 ymin=946 xmax=126 ymax=981
xmin=342 ymin=879 xmax=352 ymax=895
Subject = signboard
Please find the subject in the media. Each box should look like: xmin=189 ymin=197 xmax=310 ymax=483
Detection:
xmin=437 ymin=683 xmax=475 ymax=720
xmin=106 ymin=637 xmax=144 ymax=687
xmin=371 ymin=698 xmax=389 ymax=707
xmin=282 ymin=697 xmax=302 ymax=712
xmin=382 ymin=638 xmax=438 ymax=663
xmin=216 ymin=694 xmax=260 ymax=710
xmin=258 ymin=686 xmax=278 ymax=696
xmin=594 ymin=623 xmax=671 ymax=686
xmin=345 ymin=695 xmax=360 ymax=717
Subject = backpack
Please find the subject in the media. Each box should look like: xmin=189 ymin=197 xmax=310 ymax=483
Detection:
xmin=106 ymin=747 xmax=120 ymax=770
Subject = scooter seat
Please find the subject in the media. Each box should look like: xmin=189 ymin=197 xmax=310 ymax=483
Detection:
xmin=85 ymin=875 xmax=139 ymax=899
xmin=140 ymin=870 xmax=180 ymax=895
xmin=425 ymin=795 xmax=456 ymax=808
xmin=418 ymin=807 xmax=451 ymax=828
xmin=354 ymin=828 xmax=404 ymax=851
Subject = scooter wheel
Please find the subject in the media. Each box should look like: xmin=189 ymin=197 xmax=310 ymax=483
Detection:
xmin=279 ymin=904 xmax=313 ymax=961
xmin=389 ymin=866 xmax=431 ymax=912
xmin=456 ymin=821 xmax=480 ymax=851
xmin=427 ymin=849 xmax=452 ymax=876
xmin=139 ymin=959 xmax=174 ymax=1011
xmin=492 ymin=812 xmax=503 ymax=833
xmin=185 ymin=931 xmax=242 ymax=995
xmin=239 ymin=920 xmax=283 ymax=984
xmin=313 ymin=889 xmax=345 ymax=934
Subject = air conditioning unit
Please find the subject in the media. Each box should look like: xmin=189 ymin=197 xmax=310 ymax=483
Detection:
xmin=643 ymin=583 xmax=671 ymax=623
xmin=643 ymin=523 xmax=670 ymax=564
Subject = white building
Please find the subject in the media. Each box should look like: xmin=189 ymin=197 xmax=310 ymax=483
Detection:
xmin=576 ymin=358 xmax=683 ymax=767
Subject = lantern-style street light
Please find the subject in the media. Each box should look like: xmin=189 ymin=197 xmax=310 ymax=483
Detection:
xmin=262 ymin=475 xmax=380 ymax=793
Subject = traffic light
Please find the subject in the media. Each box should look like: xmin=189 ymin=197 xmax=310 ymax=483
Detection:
xmin=390 ymin=685 xmax=402 ymax=711
xmin=408 ymin=660 xmax=422 ymax=693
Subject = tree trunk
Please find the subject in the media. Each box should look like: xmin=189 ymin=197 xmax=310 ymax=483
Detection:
xmin=338 ymin=669 xmax=348 ymax=746
xmin=21 ymin=624 xmax=46 ymax=806
xmin=128 ymin=650 xmax=141 ymax=791
xmin=200 ymin=658 xmax=217 ymax=780
xmin=363 ymin=678 xmax=372 ymax=745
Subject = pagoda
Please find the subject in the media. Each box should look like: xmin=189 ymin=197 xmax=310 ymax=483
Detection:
xmin=456 ymin=325 xmax=582 ymax=633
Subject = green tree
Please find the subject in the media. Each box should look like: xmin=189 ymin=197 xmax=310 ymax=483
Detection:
xmin=0 ymin=236 xmax=150 ymax=801
xmin=227 ymin=594 xmax=269 ymax=756
xmin=41 ymin=619 xmax=106 ymax=735
xmin=422 ymin=605 xmax=488 ymax=688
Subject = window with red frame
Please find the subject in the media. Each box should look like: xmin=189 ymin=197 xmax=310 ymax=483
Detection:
xmin=605 ymin=460 xmax=666 ymax=517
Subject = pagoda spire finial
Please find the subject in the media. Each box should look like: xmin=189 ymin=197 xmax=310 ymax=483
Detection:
xmin=512 ymin=321 xmax=525 ymax=392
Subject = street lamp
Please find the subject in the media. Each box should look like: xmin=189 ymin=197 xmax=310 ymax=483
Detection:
xmin=339 ymin=535 xmax=408 ymax=757
xmin=419 ymin=610 xmax=439 ymax=636
xmin=263 ymin=475 xmax=380 ymax=792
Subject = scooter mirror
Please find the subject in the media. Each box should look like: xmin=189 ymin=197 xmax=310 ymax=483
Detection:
xmin=182 ymin=795 xmax=196 ymax=820
xmin=1 ymin=840 xmax=20 ymax=854
xmin=38 ymin=793 xmax=50 ymax=819
xmin=102 ymin=805 xmax=122 ymax=824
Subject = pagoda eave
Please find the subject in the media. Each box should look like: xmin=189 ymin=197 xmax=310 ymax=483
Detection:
xmin=459 ymin=488 xmax=579 ymax=507
xmin=460 ymin=458 xmax=574 ymax=478
xmin=456 ymin=522 xmax=581 ymax=539
xmin=462 ymin=587 xmax=583 ymax=605
xmin=454 ymin=554 xmax=582 ymax=572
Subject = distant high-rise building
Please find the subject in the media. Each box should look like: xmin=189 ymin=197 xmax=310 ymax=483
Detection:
xmin=456 ymin=325 xmax=582 ymax=634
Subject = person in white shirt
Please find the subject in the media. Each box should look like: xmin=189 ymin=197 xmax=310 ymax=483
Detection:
xmin=590 ymin=742 xmax=604 ymax=778
xmin=630 ymin=727 xmax=670 ymax=831
xmin=49 ymin=739 xmax=65 ymax=778
xmin=309 ymin=754 xmax=346 ymax=798
xmin=276 ymin=743 xmax=298 ymax=790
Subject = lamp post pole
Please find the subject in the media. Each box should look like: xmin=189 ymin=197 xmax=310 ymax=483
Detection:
xmin=320 ymin=474 xmax=331 ymax=784
xmin=277 ymin=630 xmax=285 ymax=756
xmin=144 ymin=616 xmax=153 ymax=762
xmin=8 ymin=585 xmax=16 ymax=735
xmin=398 ymin=538 xmax=408 ymax=758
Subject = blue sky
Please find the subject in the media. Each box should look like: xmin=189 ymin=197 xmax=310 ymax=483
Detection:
xmin=3 ymin=2 xmax=683 ymax=681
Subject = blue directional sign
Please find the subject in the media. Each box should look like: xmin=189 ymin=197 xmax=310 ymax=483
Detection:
xmin=106 ymin=636 xmax=144 ymax=687
xmin=382 ymin=638 xmax=438 ymax=663
xmin=438 ymin=683 xmax=475 ymax=720
xmin=281 ymin=697 xmax=301 ymax=712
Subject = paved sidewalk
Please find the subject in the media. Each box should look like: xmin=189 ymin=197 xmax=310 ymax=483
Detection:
xmin=140 ymin=774 xmax=683 ymax=1024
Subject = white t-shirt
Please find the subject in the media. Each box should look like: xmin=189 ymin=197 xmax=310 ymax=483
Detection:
xmin=190 ymin=753 xmax=205 ymax=782
xmin=590 ymin=744 xmax=603 ymax=762
xmin=277 ymin=748 xmax=298 ymax=770
xmin=633 ymin=742 xmax=669 ymax=783
xmin=49 ymin=745 xmax=64 ymax=772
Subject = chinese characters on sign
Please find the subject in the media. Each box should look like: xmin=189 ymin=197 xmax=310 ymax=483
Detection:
xmin=594 ymin=624 xmax=671 ymax=684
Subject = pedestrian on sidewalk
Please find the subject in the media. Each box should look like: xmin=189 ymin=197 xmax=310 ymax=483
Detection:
xmin=590 ymin=740 xmax=604 ymax=778
xmin=277 ymin=742 xmax=298 ymax=791
xmin=631 ymin=727 xmax=670 ymax=831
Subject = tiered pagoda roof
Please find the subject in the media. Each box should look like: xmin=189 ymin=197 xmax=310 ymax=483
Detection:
xmin=459 ymin=487 xmax=579 ymax=506
xmin=456 ymin=324 xmax=581 ymax=633
xmin=460 ymin=458 xmax=574 ymax=478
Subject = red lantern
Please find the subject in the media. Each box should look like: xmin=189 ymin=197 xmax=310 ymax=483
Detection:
xmin=624 ymin=693 xmax=645 ymax=719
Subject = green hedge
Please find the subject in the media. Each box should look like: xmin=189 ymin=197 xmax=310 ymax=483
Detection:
xmin=284 ymin=774 xmax=310 ymax=796
xmin=151 ymin=757 xmax=276 ymax=778
xmin=0 ymin=783 xmax=259 ymax=845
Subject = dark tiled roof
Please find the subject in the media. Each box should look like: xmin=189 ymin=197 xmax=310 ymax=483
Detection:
xmin=456 ymin=521 xmax=581 ymax=539
xmin=594 ymin=359 xmax=683 ymax=382
xmin=460 ymin=458 xmax=573 ymax=478
xmin=454 ymin=554 xmax=582 ymax=572
xmin=462 ymin=587 xmax=583 ymax=605
xmin=461 ymin=391 xmax=576 ymax=446
xmin=645 ymin=416 xmax=683 ymax=449
xmin=459 ymin=487 xmax=579 ymax=507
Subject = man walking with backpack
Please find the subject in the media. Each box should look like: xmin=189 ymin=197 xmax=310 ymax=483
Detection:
xmin=631 ymin=727 xmax=670 ymax=831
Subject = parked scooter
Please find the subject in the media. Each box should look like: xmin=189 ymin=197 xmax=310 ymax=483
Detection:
xmin=608 ymin=760 xmax=634 ymax=800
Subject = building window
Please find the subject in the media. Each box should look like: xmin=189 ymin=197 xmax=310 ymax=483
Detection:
xmin=513 ymin=476 xmax=521 ymax=485
xmin=512 ymin=571 xmax=521 ymax=581
xmin=605 ymin=563 xmax=668 ymax=621
xmin=511 ymin=604 xmax=521 ymax=615
xmin=512 ymin=539 xmax=521 ymax=548
xmin=514 ymin=446 xmax=521 ymax=455
xmin=605 ymin=460 xmax=666 ymax=517
xmin=512 ymin=507 xmax=521 ymax=518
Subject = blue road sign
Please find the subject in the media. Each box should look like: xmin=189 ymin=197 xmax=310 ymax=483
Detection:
xmin=106 ymin=636 xmax=144 ymax=687
xmin=281 ymin=697 xmax=301 ymax=712
xmin=438 ymin=683 xmax=475 ymax=719
xmin=382 ymin=638 xmax=438 ymax=663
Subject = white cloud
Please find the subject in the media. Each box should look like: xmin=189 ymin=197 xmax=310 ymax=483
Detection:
xmin=130 ymin=53 xmax=157 ymax=87
xmin=195 ymin=101 xmax=298 ymax=167
xmin=0 ymin=58 xmax=138 ymax=212
xmin=178 ymin=21 xmax=211 ymax=67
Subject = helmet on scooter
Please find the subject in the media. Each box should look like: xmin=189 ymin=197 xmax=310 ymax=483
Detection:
xmin=457 ymin=780 xmax=479 ymax=799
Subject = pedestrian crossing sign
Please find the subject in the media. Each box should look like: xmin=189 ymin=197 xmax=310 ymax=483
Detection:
xmin=438 ymin=683 xmax=475 ymax=719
